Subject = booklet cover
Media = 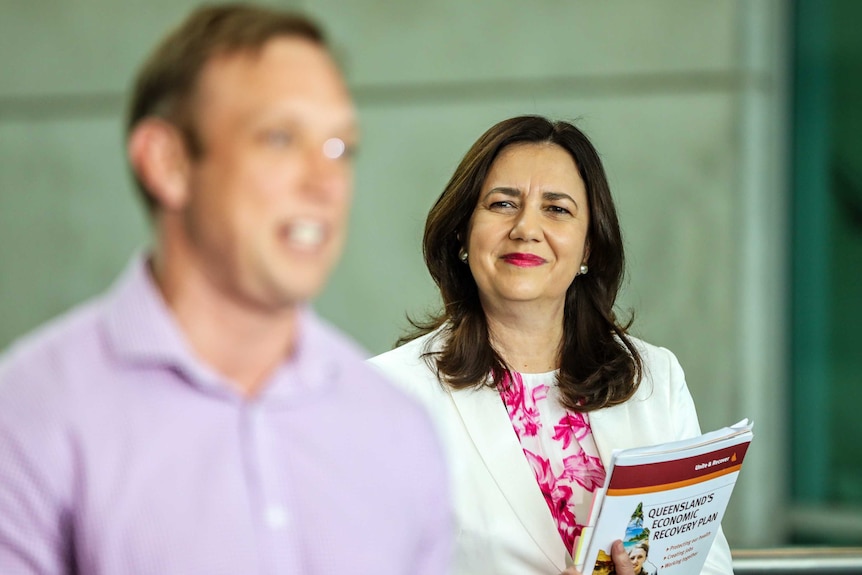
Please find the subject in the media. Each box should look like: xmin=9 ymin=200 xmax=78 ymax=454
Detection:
xmin=574 ymin=419 xmax=754 ymax=575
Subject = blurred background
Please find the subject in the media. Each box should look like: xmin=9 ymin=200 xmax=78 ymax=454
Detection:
xmin=1 ymin=0 xmax=859 ymax=551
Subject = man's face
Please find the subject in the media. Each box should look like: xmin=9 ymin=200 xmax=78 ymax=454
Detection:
xmin=175 ymin=37 xmax=357 ymax=311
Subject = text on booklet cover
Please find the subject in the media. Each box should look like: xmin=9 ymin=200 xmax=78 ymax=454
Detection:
xmin=575 ymin=419 xmax=754 ymax=575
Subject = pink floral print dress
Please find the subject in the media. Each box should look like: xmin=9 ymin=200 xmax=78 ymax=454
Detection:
xmin=498 ymin=370 xmax=606 ymax=553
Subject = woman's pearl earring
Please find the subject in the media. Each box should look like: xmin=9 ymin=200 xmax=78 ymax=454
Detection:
xmin=458 ymin=248 xmax=469 ymax=263
xmin=579 ymin=264 xmax=589 ymax=275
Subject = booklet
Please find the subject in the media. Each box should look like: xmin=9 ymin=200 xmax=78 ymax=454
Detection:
xmin=573 ymin=419 xmax=754 ymax=575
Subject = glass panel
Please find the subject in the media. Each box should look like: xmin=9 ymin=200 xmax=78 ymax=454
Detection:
xmin=791 ymin=0 xmax=862 ymax=545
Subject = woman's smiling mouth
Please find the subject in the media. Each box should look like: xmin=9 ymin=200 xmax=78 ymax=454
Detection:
xmin=501 ymin=253 xmax=546 ymax=267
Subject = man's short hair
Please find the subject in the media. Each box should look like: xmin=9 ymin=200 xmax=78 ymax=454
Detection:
xmin=126 ymin=3 xmax=327 ymax=211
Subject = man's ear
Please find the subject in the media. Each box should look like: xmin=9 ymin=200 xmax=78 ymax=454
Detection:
xmin=127 ymin=119 xmax=192 ymax=211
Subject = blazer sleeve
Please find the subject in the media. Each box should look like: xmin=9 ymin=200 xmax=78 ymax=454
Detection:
xmin=665 ymin=346 xmax=703 ymax=440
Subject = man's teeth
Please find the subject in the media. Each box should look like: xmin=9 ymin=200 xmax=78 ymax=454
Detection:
xmin=287 ymin=221 xmax=324 ymax=247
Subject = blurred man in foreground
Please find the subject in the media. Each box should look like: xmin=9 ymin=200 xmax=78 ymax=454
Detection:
xmin=0 ymin=5 xmax=452 ymax=574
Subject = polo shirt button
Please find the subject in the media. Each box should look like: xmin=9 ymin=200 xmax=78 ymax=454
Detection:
xmin=265 ymin=505 xmax=289 ymax=529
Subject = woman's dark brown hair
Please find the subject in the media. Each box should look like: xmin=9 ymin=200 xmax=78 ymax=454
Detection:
xmin=401 ymin=115 xmax=643 ymax=412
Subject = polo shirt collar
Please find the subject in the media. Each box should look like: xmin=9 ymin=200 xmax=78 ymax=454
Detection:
xmin=102 ymin=254 xmax=338 ymax=402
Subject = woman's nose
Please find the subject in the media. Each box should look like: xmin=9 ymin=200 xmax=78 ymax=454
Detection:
xmin=509 ymin=206 xmax=542 ymax=241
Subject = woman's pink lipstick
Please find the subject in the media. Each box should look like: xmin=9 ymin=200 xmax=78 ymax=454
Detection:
xmin=502 ymin=253 xmax=546 ymax=267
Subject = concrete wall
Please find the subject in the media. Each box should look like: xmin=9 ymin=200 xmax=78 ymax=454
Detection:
xmin=0 ymin=0 xmax=790 ymax=547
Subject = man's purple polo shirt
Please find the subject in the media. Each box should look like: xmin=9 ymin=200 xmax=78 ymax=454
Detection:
xmin=0 ymin=256 xmax=452 ymax=574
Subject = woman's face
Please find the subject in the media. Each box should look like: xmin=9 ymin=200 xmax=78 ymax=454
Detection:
xmin=629 ymin=547 xmax=647 ymax=574
xmin=465 ymin=142 xmax=589 ymax=315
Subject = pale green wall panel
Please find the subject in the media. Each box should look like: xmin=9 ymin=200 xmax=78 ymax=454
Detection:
xmin=0 ymin=0 xmax=302 ymax=98
xmin=306 ymin=0 xmax=739 ymax=85
xmin=0 ymin=117 xmax=149 ymax=348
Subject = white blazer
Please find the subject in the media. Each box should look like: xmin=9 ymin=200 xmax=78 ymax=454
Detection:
xmin=369 ymin=328 xmax=734 ymax=575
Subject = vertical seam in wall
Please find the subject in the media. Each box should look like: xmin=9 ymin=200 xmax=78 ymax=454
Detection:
xmin=735 ymin=0 xmax=791 ymax=547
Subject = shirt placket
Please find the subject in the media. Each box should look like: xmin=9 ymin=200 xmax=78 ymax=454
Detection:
xmin=241 ymin=402 xmax=304 ymax=575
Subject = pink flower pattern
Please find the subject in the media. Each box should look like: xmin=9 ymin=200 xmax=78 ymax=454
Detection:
xmin=499 ymin=373 xmax=547 ymax=437
xmin=552 ymin=413 xmax=589 ymax=448
xmin=499 ymin=371 xmax=606 ymax=553
xmin=561 ymin=452 xmax=606 ymax=491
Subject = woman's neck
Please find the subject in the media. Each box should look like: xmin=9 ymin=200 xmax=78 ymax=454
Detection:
xmin=484 ymin=305 xmax=563 ymax=374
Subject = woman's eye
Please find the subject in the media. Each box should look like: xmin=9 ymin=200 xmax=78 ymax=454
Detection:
xmin=490 ymin=200 xmax=515 ymax=209
xmin=547 ymin=205 xmax=571 ymax=215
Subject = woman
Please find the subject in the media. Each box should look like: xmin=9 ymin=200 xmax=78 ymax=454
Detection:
xmin=369 ymin=116 xmax=733 ymax=575
xmin=629 ymin=542 xmax=657 ymax=575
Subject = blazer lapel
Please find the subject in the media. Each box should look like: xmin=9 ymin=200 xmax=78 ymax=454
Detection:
xmin=449 ymin=385 xmax=568 ymax=572
xmin=588 ymin=403 xmax=635 ymax=468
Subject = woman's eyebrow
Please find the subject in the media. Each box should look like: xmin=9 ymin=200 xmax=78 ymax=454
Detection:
xmin=482 ymin=187 xmax=522 ymax=200
xmin=543 ymin=191 xmax=576 ymax=203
